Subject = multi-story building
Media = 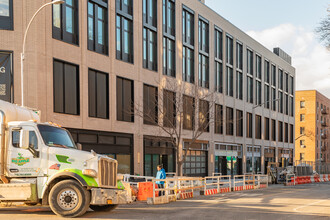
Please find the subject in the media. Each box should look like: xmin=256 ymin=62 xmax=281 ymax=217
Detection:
xmin=0 ymin=0 xmax=295 ymax=176
xmin=295 ymin=90 xmax=330 ymax=163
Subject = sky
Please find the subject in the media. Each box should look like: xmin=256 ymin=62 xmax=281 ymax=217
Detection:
xmin=205 ymin=0 xmax=330 ymax=97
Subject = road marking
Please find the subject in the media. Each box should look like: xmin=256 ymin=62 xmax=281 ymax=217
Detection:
xmin=293 ymin=199 xmax=328 ymax=212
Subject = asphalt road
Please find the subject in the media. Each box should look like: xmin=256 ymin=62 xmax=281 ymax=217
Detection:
xmin=1 ymin=182 xmax=330 ymax=220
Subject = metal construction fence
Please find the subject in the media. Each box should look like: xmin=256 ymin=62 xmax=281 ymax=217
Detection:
xmin=121 ymin=174 xmax=269 ymax=205
xmin=295 ymin=160 xmax=330 ymax=176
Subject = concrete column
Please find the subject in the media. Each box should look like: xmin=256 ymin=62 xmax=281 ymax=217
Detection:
xmin=134 ymin=134 xmax=144 ymax=176
xmin=243 ymin=144 xmax=247 ymax=174
xmin=261 ymin=146 xmax=265 ymax=174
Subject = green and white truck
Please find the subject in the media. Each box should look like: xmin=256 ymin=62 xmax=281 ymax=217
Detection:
xmin=0 ymin=100 xmax=125 ymax=217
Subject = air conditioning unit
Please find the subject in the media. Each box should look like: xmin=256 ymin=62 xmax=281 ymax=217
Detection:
xmin=300 ymin=145 xmax=306 ymax=148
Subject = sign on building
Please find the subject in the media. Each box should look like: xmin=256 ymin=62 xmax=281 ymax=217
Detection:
xmin=0 ymin=51 xmax=13 ymax=102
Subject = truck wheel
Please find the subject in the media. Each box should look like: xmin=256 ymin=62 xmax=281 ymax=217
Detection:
xmin=90 ymin=204 xmax=118 ymax=212
xmin=49 ymin=180 xmax=90 ymax=218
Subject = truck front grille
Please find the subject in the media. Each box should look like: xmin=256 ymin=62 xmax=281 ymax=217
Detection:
xmin=98 ymin=158 xmax=117 ymax=188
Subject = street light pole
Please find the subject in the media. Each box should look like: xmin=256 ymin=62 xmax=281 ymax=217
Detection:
xmin=21 ymin=0 xmax=64 ymax=107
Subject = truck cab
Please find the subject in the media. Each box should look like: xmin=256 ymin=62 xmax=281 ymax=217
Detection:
xmin=0 ymin=100 xmax=124 ymax=217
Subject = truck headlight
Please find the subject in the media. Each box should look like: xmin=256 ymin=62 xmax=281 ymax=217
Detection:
xmin=82 ymin=169 xmax=97 ymax=178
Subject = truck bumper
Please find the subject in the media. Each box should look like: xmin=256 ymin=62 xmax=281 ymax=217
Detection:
xmin=90 ymin=188 xmax=128 ymax=205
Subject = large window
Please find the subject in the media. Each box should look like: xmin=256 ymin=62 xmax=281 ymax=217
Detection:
xmin=264 ymin=85 xmax=270 ymax=109
xmin=246 ymin=112 xmax=252 ymax=138
xmin=163 ymin=90 xmax=176 ymax=127
xmin=182 ymin=7 xmax=194 ymax=83
xmin=116 ymin=0 xmax=133 ymax=63
xmin=247 ymin=49 xmax=253 ymax=104
xmin=226 ymin=107 xmax=234 ymax=136
xmin=285 ymin=123 xmax=289 ymax=143
xmin=278 ymin=69 xmax=283 ymax=90
xmin=0 ymin=0 xmax=13 ymax=30
xmin=226 ymin=36 xmax=233 ymax=65
xmin=117 ymin=77 xmax=134 ymax=122
xmin=256 ymin=81 xmax=261 ymax=105
xmin=163 ymin=0 xmax=175 ymax=77
xmin=278 ymin=91 xmax=283 ymax=113
xmin=264 ymin=60 xmax=270 ymax=83
xmin=290 ymin=124 xmax=294 ymax=143
xmin=53 ymin=59 xmax=79 ymax=115
xmin=236 ymin=42 xmax=243 ymax=70
xmin=88 ymin=0 xmax=108 ymax=55
xmin=236 ymin=110 xmax=243 ymax=137
xmin=236 ymin=42 xmax=243 ymax=100
xmin=271 ymin=119 xmax=276 ymax=141
xmin=215 ymin=62 xmax=223 ymax=93
xmin=143 ymin=0 xmax=158 ymax=71
xmin=53 ymin=0 xmax=79 ymax=45
xmin=278 ymin=121 xmax=283 ymax=142
xmin=264 ymin=117 xmax=270 ymax=140
xmin=226 ymin=67 xmax=233 ymax=97
xmin=215 ymin=27 xmax=223 ymax=93
xmin=183 ymin=95 xmax=195 ymax=130
xmin=198 ymin=17 xmax=209 ymax=88
xmin=247 ymin=76 xmax=253 ymax=104
xmin=247 ymin=49 xmax=253 ymax=75
xmin=255 ymin=115 xmax=262 ymax=139
xmin=271 ymin=88 xmax=276 ymax=111
xmin=271 ymin=64 xmax=276 ymax=87
xmin=236 ymin=71 xmax=243 ymax=100
xmin=143 ymin=84 xmax=158 ymax=125
xmin=215 ymin=104 xmax=223 ymax=134
xmin=256 ymin=55 xmax=262 ymax=79
xmin=88 ymin=69 xmax=109 ymax=119
xmin=199 ymin=100 xmax=209 ymax=132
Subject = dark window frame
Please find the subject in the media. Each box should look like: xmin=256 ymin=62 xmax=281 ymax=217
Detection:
xmin=53 ymin=58 xmax=80 ymax=115
xmin=215 ymin=104 xmax=223 ymax=134
xmin=246 ymin=112 xmax=252 ymax=138
xmin=236 ymin=110 xmax=243 ymax=137
xmin=0 ymin=0 xmax=13 ymax=30
xmin=183 ymin=95 xmax=195 ymax=130
xmin=87 ymin=0 xmax=109 ymax=55
xmin=117 ymin=76 xmax=134 ymax=122
xmin=116 ymin=0 xmax=134 ymax=63
xmin=143 ymin=0 xmax=158 ymax=71
xmin=88 ymin=68 xmax=109 ymax=119
xmin=143 ymin=84 xmax=158 ymax=125
xmin=52 ymin=0 xmax=79 ymax=45
xmin=163 ymin=89 xmax=176 ymax=127
xmin=226 ymin=107 xmax=234 ymax=136
xmin=199 ymin=99 xmax=209 ymax=132
xmin=182 ymin=5 xmax=195 ymax=83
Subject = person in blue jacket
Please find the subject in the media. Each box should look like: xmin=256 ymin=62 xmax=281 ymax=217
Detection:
xmin=155 ymin=164 xmax=166 ymax=196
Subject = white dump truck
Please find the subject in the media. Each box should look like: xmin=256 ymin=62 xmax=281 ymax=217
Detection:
xmin=0 ymin=100 xmax=125 ymax=217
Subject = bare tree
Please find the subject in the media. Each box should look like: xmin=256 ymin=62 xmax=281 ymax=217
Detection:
xmin=133 ymin=79 xmax=217 ymax=176
xmin=316 ymin=8 xmax=330 ymax=49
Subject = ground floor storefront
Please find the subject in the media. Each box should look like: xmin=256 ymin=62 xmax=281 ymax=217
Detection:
xmin=67 ymin=128 xmax=134 ymax=174
xmin=65 ymin=128 xmax=294 ymax=177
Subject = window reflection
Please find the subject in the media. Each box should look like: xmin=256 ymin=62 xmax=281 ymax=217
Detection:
xmin=0 ymin=0 xmax=9 ymax=17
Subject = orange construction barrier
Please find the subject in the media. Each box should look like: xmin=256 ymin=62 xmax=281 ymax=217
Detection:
xmin=137 ymin=182 xmax=158 ymax=201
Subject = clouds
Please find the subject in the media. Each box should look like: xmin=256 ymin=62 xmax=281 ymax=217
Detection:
xmin=247 ymin=24 xmax=330 ymax=97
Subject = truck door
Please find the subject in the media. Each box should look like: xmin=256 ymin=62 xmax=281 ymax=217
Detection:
xmin=7 ymin=126 xmax=43 ymax=177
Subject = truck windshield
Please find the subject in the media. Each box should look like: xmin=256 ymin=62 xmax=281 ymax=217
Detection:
xmin=37 ymin=125 xmax=76 ymax=149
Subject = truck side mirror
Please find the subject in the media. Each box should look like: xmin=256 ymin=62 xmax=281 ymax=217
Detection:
xmin=20 ymin=130 xmax=30 ymax=150
xmin=77 ymin=143 xmax=82 ymax=150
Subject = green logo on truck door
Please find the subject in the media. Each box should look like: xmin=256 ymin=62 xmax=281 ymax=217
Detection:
xmin=56 ymin=155 xmax=72 ymax=164
xmin=12 ymin=153 xmax=30 ymax=166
